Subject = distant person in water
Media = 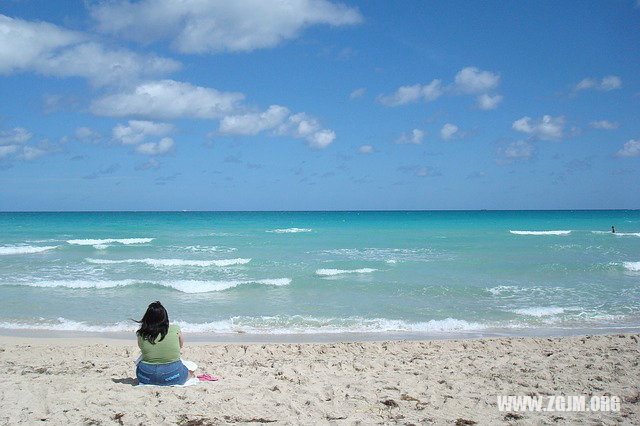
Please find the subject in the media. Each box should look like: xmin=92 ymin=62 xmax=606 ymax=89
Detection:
xmin=612 ymin=226 xmax=616 ymax=233
xmin=134 ymin=301 xmax=196 ymax=385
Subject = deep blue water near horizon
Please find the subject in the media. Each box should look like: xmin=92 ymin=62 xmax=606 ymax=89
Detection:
xmin=0 ymin=210 xmax=639 ymax=337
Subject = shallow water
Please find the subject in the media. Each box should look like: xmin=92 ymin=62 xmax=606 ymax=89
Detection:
xmin=1 ymin=211 xmax=639 ymax=337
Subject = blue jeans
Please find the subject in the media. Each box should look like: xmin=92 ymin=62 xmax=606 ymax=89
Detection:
xmin=136 ymin=360 xmax=188 ymax=386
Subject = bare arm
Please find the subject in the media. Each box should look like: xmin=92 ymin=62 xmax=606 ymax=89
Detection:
xmin=179 ymin=330 xmax=184 ymax=349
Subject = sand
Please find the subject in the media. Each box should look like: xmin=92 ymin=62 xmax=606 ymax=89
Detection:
xmin=0 ymin=333 xmax=638 ymax=425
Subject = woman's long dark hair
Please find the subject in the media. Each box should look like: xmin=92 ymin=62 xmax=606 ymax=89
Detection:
xmin=135 ymin=301 xmax=169 ymax=344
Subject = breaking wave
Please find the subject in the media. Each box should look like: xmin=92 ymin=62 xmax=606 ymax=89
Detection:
xmin=0 ymin=245 xmax=57 ymax=255
xmin=510 ymin=307 xmax=566 ymax=317
xmin=315 ymin=268 xmax=378 ymax=276
xmin=623 ymin=262 xmax=640 ymax=272
xmin=0 ymin=318 xmax=135 ymax=333
xmin=7 ymin=278 xmax=291 ymax=293
xmin=0 ymin=316 xmax=485 ymax=334
xmin=510 ymin=230 xmax=571 ymax=235
xmin=85 ymin=257 xmax=250 ymax=267
xmin=67 ymin=238 xmax=154 ymax=246
xmin=266 ymin=228 xmax=312 ymax=234
xmin=592 ymin=231 xmax=640 ymax=237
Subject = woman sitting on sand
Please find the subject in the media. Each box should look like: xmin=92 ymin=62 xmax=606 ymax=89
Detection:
xmin=135 ymin=301 xmax=195 ymax=386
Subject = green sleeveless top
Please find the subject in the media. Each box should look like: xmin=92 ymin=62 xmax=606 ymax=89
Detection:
xmin=138 ymin=324 xmax=181 ymax=364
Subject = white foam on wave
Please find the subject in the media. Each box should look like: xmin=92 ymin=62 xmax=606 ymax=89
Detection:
xmin=510 ymin=230 xmax=571 ymax=235
xmin=315 ymin=268 xmax=377 ymax=276
xmin=4 ymin=314 xmax=636 ymax=335
xmin=22 ymin=279 xmax=139 ymax=289
xmin=623 ymin=262 xmax=640 ymax=272
xmin=175 ymin=316 xmax=486 ymax=334
xmin=0 ymin=318 xmax=135 ymax=333
xmin=12 ymin=277 xmax=291 ymax=293
xmin=510 ymin=307 xmax=565 ymax=317
xmin=266 ymin=228 xmax=312 ymax=234
xmin=176 ymin=245 xmax=237 ymax=253
xmin=162 ymin=278 xmax=291 ymax=293
xmin=0 ymin=316 xmax=485 ymax=334
xmin=85 ymin=257 xmax=250 ymax=267
xmin=67 ymin=238 xmax=154 ymax=246
xmin=486 ymin=285 xmax=520 ymax=295
xmin=592 ymin=231 xmax=640 ymax=237
xmin=0 ymin=245 xmax=57 ymax=255
xmin=485 ymin=285 xmax=567 ymax=297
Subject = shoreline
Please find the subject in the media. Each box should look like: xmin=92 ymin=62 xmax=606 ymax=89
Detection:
xmin=1 ymin=332 xmax=638 ymax=424
xmin=2 ymin=325 xmax=640 ymax=344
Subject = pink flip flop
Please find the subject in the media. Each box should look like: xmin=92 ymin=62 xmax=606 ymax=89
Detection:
xmin=197 ymin=374 xmax=219 ymax=381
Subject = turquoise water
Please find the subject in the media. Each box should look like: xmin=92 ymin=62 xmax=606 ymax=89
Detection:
xmin=0 ymin=211 xmax=639 ymax=337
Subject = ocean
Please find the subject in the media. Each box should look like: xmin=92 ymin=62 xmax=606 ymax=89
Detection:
xmin=0 ymin=211 xmax=639 ymax=339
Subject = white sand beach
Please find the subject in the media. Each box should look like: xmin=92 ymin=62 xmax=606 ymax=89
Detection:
xmin=0 ymin=333 xmax=638 ymax=425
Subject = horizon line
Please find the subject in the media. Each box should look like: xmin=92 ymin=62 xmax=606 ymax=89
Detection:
xmin=0 ymin=208 xmax=638 ymax=213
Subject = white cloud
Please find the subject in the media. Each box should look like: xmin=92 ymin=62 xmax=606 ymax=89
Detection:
xmin=20 ymin=146 xmax=47 ymax=160
xmin=0 ymin=145 xmax=19 ymax=158
xmin=0 ymin=130 xmax=57 ymax=161
xmin=43 ymin=42 xmax=181 ymax=87
xmin=378 ymin=84 xmax=421 ymax=106
xmin=112 ymin=120 xmax=174 ymax=145
xmin=91 ymin=80 xmax=245 ymax=119
xmin=600 ymin=75 xmax=622 ymax=91
xmin=278 ymin=113 xmax=336 ymax=149
xmin=306 ymin=129 xmax=335 ymax=149
xmin=0 ymin=127 xmax=60 ymax=161
xmin=358 ymin=144 xmax=374 ymax=154
xmin=0 ymin=15 xmax=180 ymax=86
xmin=0 ymin=127 xmax=32 ymax=145
xmin=75 ymin=127 xmax=101 ymax=144
xmin=574 ymin=75 xmax=622 ymax=92
xmin=512 ymin=115 xmax=565 ymax=141
xmin=497 ymin=140 xmax=535 ymax=163
xmin=90 ymin=0 xmax=362 ymax=54
xmin=378 ymin=80 xmax=442 ymax=106
xmin=220 ymin=106 xmax=335 ymax=149
xmin=0 ymin=15 xmax=82 ymax=73
xmin=476 ymin=93 xmax=503 ymax=110
xmin=589 ymin=120 xmax=619 ymax=130
xmin=135 ymin=137 xmax=174 ymax=156
xmin=396 ymin=129 xmax=425 ymax=145
xmin=440 ymin=123 xmax=459 ymax=140
xmin=350 ymin=87 xmax=366 ymax=99
xmin=422 ymin=80 xmax=444 ymax=101
xmin=219 ymin=105 xmax=290 ymax=135
xmin=616 ymin=139 xmax=640 ymax=157
xmin=454 ymin=67 xmax=500 ymax=94
xmin=575 ymin=78 xmax=596 ymax=91
xmin=380 ymin=67 xmax=501 ymax=110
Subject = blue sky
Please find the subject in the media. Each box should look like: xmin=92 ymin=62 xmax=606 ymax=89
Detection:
xmin=0 ymin=0 xmax=638 ymax=211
